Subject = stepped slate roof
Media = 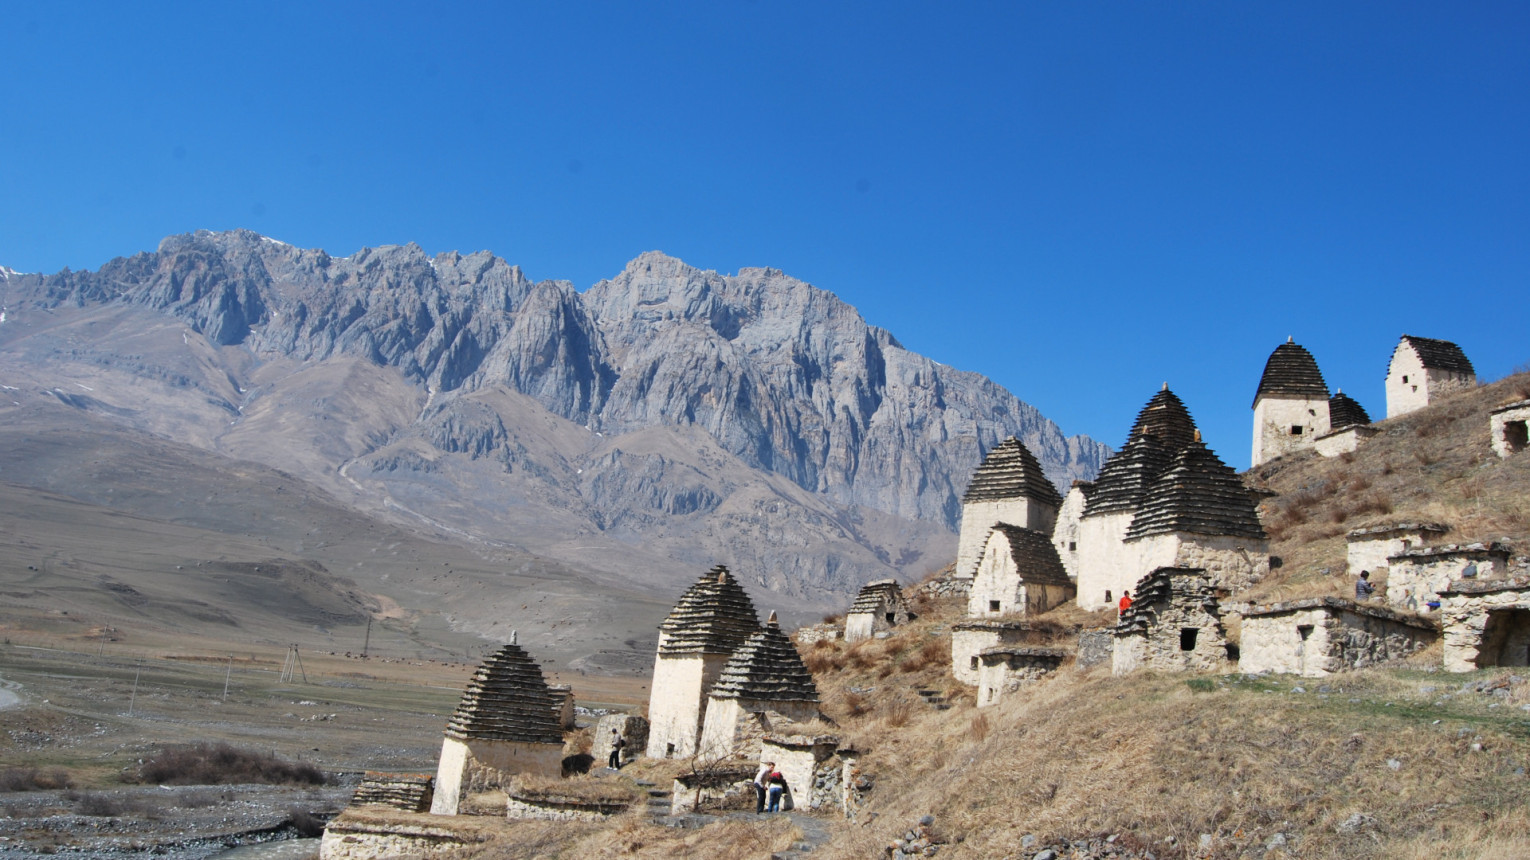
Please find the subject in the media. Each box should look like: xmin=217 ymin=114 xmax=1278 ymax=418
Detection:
xmin=1397 ymin=335 xmax=1475 ymax=374
xmin=1126 ymin=387 xmax=1199 ymax=454
xmin=988 ymin=524 xmax=1072 ymax=585
xmin=1253 ymin=339 xmax=1329 ymax=406
xmin=443 ymin=643 xmax=565 ymax=744
xmin=848 ymin=580 xmax=904 ymax=615
xmin=657 ymin=565 xmax=761 ymax=656
xmin=1125 ymin=441 xmax=1267 ymax=541
xmin=1327 ymin=391 xmax=1371 ymax=429
xmin=1082 ymin=435 xmax=1175 ymax=518
xmin=961 ymin=436 xmax=1063 ymax=508
xmin=1115 ymin=567 xmax=1220 ymax=634
xmin=708 ymin=616 xmax=820 ymax=704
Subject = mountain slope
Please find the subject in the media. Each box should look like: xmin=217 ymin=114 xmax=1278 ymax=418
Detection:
xmin=0 ymin=230 xmax=1107 ymax=618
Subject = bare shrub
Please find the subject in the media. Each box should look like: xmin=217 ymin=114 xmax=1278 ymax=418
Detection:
xmin=70 ymin=791 xmax=163 ymax=818
xmin=882 ymin=699 xmax=913 ymax=728
xmin=0 ymin=767 xmax=73 ymax=792
xmin=970 ymin=712 xmax=991 ymax=742
xmin=135 ymin=743 xmax=329 ymax=786
xmin=803 ymin=647 xmax=842 ymax=674
xmin=287 ymin=807 xmax=326 ymax=837
xmin=900 ymin=638 xmax=948 ymax=673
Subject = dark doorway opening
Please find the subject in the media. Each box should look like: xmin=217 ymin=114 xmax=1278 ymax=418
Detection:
xmin=1476 ymin=609 xmax=1530 ymax=668
xmin=1180 ymin=628 xmax=1199 ymax=651
xmin=1505 ymin=420 xmax=1529 ymax=455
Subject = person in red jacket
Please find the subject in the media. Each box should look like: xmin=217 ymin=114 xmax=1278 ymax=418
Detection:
xmin=1118 ymin=590 xmax=1133 ymax=615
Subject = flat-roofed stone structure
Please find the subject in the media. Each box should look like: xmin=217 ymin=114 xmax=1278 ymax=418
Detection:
xmin=646 ymin=565 xmax=761 ymax=760
xmin=1238 ymin=597 xmax=1437 ymax=677
xmin=956 ymin=437 xmax=1063 ymax=579
xmin=759 ymin=734 xmax=844 ymax=812
xmin=351 ymin=773 xmax=434 ymax=812
xmin=975 ymin=646 xmax=1068 ymax=707
xmin=697 ymin=614 xmax=821 ymax=761
xmin=1387 ymin=542 xmax=1512 ymax=610
xmin=430 ymin=640 xmax=566 ymax=815
xmin=1346 ymin=521 xmax=1450 ymax=579
xmin=1315 ymin=390 xmax=1377 ymax=457
xmin=1252 ymin=338 xmax=1331 ymax=467
xmin=1439 ymin=576 xmax=1530 ymax=672
xmin=844 ymin=579 xmax=911 ymax=643
xmin=967 ymin=524 xmax=1075 ymax=618
xmin=951 ymin=619 xmax=1048 ymax=685
xmin=1386 ymin=335 xmax=1476 ymax=418
xmin=1491 ymin=399 xmax=1530 ymax=459
xmin=1113 ymin=567 xmax=1227 ymax=675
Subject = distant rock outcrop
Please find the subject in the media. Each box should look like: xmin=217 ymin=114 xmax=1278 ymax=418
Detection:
xmin=0 ymin=230 xmax=1108 ymax=609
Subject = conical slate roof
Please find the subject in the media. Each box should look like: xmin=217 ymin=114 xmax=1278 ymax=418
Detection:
xmin=1125 ymin=386 xmax=1198 ymax=454
xmin=1082 ymin=434 xmax=1174 ymax=519
xmin=988 ymin=524 xmax=1071 ymax=585
xmin=443 ymin=642 xmax=565 ymax=744
xmin=1253 ymin=339 xmax=1329 ymax=406
xmin=1398 ymin=335 xmax=1474 ymax=374
xmin=961 ymin=437 xmax=1063 ymax=508
xmin=1125 ymin=441 xmax=1267 ymax=541
xmin=848 ymin=580 xmax=904 ymax=615
xmin=1116 ymin=567 xmax=1220 ymax=634
xmin=708 ymin=616 xmax=819 ymax=704
xmin=1328 ymin=390 xmax=1371 ymax=430
xmin=656 ymin=565 xmax=761 ymax=656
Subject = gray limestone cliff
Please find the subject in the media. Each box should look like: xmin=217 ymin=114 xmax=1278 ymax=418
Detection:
xmin=6 ymin=230 xmax=1105 ymax=531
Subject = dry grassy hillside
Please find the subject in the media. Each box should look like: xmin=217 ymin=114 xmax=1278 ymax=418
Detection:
xmin=1244 ymin=370 xmax=1530 ymax=605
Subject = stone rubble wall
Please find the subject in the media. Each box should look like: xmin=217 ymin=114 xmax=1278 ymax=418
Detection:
xmin=591 ymin=714 xmax=649 ymax=767
xmin=1252 ymin=395 xmax=1330 ymax=467
xmin=1240 ymin=605 xmax=1435 ymax=677
xmin=1440 ymin=584 xmax=1530 ymax=672
xmin=976 ymin=651 xmax=1065 ymax=707
xmin=1315 ymin=425 xmax=1377 ymax=458
xmin=1491 ymin=402 xmax=1530 ymax=459
xmin=505 ymin=794 xmax=630 ymax=822
xmin=1131 ymin=532 xmax=1270 ymax=596
xmin=1388 ymin=553 xmax=1509 ymax=610
xmin=1076 ymin=630 xmax=1114 ymax=668
xmin=320 ymin=816 xmax=493 ymax=860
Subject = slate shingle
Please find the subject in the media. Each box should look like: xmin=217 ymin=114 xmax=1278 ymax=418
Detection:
xmin=443 ymin=643 xmax=565 ymax=744
xmin=1399 ymin=335 xmax=1474 ymax=374
xmin=1327 ymin=391 xmax=1371 ymax=429
xmin=1253 ymin=339 xmax=1329 ymax=406
xmin=657 ymin=565 xmax=761 ymax=656
xmin=1125 ymin=441 xmax=1267 ymax=541
xmin=961 ymin=436 xmax=1063 ymax=508
xmin=708 ymin=617 xmax=820 ymax=704
xmin=989 ymin=524 xmax=1072 ymax=585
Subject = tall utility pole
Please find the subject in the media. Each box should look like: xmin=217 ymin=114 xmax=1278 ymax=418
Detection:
xmin=127 ymin=655 xmax=143 ymax=716
xmin=362 ymin=617 xmax=372 ymax=659
xmin=222 ymin=653 xmax=233 ymax=701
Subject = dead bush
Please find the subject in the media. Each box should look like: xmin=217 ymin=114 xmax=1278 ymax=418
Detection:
xmin=0 ymin=766 xmax=73 ymax=792
xmin=69 ymin=791 xmax=163 ymax=818
xmin=970 ymin=712 xmax=991 ymax=742
xmin=900 ymin=638 xmax=948 ymax=673
xmin=287 ymin=807 xmax=326 ymax=837
xmin=803 ymin=647 xmax=843 ymax=674
xmin=882 ymin=699 xmax=913 ymax=728
xmin=134 ymin=743 xmax=329 ymax=786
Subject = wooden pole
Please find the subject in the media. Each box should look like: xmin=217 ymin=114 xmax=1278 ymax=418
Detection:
xmin=128 ymin=656 xmax=143 ymax=716
xmin=222 ymin=653 xmax=233 ymax=701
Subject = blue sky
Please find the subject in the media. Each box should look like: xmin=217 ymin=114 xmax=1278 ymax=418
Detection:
xmin=2 ymin=2 xmax=1527 ymax=469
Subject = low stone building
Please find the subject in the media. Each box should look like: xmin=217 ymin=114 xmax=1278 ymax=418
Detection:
xmin=1112 ymin=568 xmax=1228 ymax=675
xmin=1439 ymin=576 xmax=1530 ymax=672
xmin=975 ymin=646 xmax=1068 ymax=707
xmin=1315 ymin=390 xmax=1377 ymax=458
xmin=951 ymin=619 xmax=1047 ymax=685
xmin=591 ymin=714 xmax=649 ymax=769
xmin=1386 ymin=334 xmax=1476 ymax=419
xmin=1386 ymin=542 xmax=1512 ymax=610
xmin=1491 ymin=399 xmax=1530 ymax=459
xmin=430 ymin=640 xmax=567 ymax=815
xmin=759 ymin=734 xmax=844 ymax=812
xmin=697 ymin=613 xmax=821 ymax=761
xmin=1238 ymin=597 xmax=1437 ymax=677
xmin=1345 ymin=521 xmax=1450 ymax=577
xmin=351 ymin=773 xmax=434 ymax=812
xmin=844 ymin=579 xmax=912 ymax=643
xmin=966 ymin=524 xmax=1075 ymax=618
xmin=955 ymin=437 xmax=1063 ymax=579
xmin=646 ymin=565 xmax=761 ymax=760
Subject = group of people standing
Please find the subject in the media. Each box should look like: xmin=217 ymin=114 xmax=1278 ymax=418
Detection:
xmin=753 ymin=761 xmax=789 ymax=813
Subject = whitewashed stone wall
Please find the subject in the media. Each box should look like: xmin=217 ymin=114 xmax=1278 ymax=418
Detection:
xmin=1491 ymin=401 xmax=1530 ymax=459
xmin=1112 ymin=578 xmax=1227 ymax=676
xmin=320 ymin=817 xmax=489 ymax=860
xmin=1386 ymin=345 xmax=1476 ymax=418
xmin=505 ymin=794 xmax=629 ymax=821
xmin=1315 ymin=425 xmax=1378 ymax=458
xmin=1386 ymin=547 xmax=1510 ymax=611
xmin=646 ymin=652 xmax=731 ymax=759
xmin=1076 ymin=511 xmax=1136 ymax=610
xmin=760 ymin=736 xmax=840 ymax=811
xmin=1347 ymin=528 xmax=1440 ymax=577
xmin=430 ymin=737 xmax=564 ymax=816
xmin=951 ymin=622 xmax=1034 ymax=686
xmin=591 ymin=714 xmax=649 ymax=768
xmin=1130 ymin=532 xmax=1270 ymax=596
xmin=1238 ymin=599 xmax=1436 ymax=677
xmin=966 ymin=531 xmax=1073 ymax=618
xmin=1440 ymin=579 xmax=1530 ymax=672
xmin=956 ymin=498 xmax=1057 ymax=578
xmin=1252 ymin=395 xmax=1330 ymax=467
xmin=698 ymin=698 xmax=820 ymax=762
xmin=1052 ymin=485 xmax=1089 ymax=580
xmin=975 ymin=648 xmax=1067 ymax=707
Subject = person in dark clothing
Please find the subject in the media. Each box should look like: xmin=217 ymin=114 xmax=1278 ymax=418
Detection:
xmin=1355 ymin=570 xmax=1375 ymax=600
xmin=608 ymin=730 xmax=625 ymax=770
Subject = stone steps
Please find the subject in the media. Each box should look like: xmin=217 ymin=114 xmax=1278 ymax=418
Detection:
xmin=916 ymin=689 xmax=951 ymax=710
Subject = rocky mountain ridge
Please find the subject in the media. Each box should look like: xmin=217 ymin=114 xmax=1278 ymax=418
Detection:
xmin=0 ymin=230 xmax=1107 ymax=615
